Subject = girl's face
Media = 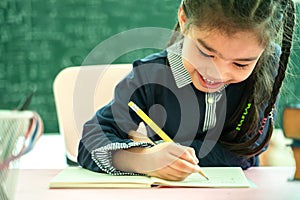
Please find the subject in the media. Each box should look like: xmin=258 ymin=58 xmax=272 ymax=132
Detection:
xmin=178 ymin=6 xmax=265 ymax=93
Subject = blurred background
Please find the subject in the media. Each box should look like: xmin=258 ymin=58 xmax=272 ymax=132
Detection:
xmin=0 ymin=0 xmax=300 ymax=134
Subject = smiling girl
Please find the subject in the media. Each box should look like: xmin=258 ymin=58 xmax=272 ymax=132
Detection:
xmin=78 ymin=0 xmax=297 ymax=181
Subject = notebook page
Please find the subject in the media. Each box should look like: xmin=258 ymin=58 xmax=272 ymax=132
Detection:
xmin=150 ymin=167 xmax=250 ymax=188
xmin=49 ymin=167 xmax=152 ymax=188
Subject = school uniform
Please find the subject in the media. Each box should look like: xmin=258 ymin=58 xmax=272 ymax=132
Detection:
xmin=77 ymin=41 xmax=279 ymax=175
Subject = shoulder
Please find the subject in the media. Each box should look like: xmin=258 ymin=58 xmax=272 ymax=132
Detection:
xmin=132 ymin=50 xmax=168 ymax=68
xmin=123 ymin=50 xmax=177 ymax=91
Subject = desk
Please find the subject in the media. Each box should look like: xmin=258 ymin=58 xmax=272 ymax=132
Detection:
xmin=14 ymin=167 xmax=300 ymax=200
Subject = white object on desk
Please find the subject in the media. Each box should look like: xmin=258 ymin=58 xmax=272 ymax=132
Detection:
xmin=18 ymin=134 xmax=67 ymax=169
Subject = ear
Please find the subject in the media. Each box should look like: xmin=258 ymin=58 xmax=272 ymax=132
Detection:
xmin=178 ymin=5 xmax=188 ymax=34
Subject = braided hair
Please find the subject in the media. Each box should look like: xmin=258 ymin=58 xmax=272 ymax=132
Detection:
xmin=168 ymin=0 xmax=296 ymax=156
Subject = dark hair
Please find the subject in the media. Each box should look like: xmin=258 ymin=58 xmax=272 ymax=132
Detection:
xmin=169 ymin=0 xmax=296 ymax=156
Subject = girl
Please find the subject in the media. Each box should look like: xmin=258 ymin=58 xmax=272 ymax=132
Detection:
xmin=77 ymin=0 xmax=296 ymax=181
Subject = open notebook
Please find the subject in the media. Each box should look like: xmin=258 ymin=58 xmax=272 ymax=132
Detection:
xmin=49 ymin=167 xmax=250 ymax=188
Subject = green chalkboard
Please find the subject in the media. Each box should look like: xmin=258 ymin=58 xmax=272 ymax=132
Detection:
xmin=0 ymin=0 xmax=180 ymax=133
xmin=0 ymin=0 xmax=299 ymax=133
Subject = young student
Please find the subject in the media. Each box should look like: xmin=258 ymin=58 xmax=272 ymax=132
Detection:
xmin=77 ymin=0 xmax=297 ymax=181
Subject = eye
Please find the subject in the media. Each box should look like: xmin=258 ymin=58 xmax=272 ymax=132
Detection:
xmin=199 ymin=49 xmax=214 ymax=58
xmin=234 ymin=63 xmax=249 ymax=68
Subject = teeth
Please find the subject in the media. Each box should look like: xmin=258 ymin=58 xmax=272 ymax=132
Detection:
xmin=203 ymin=76 xmax=216 ymax=84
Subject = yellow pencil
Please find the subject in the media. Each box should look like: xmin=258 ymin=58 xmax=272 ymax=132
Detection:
xmin=128 ymin=101 xmax=209 ymax=180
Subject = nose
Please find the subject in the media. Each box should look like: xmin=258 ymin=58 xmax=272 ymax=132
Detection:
xmin=208 ymin=57 xmax=232 ymax=81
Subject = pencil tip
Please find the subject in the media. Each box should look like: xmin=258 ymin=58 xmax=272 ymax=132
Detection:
xmin=198 ymin=170 xmax=209 ymax=180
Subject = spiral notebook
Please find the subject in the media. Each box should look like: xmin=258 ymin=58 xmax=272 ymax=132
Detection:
xmin=49 ymin=166 xmax=250 ymax=188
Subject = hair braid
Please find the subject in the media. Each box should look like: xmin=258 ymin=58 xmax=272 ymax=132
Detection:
xmin=224 ymin=0 xmax=296 ymax=156
xmin=264 ymin=0 xmax=296 ymax=116
xmin=248 ymin=0 xmax=296 ymax=156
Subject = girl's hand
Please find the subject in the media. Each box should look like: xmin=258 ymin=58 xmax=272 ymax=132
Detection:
xmin=113 ymin=131 xmax=201 ymax=181
xmin=136 ymin=142 xmax=201 ymax=181
xmin=113 ymin=142 xmax=200 ymax=181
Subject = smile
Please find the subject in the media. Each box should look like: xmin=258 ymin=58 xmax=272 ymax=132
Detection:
xmin=202 ymin=76 xmax=218 ymax=84
xmin=198 ymin=73 xmax=225 ymax=90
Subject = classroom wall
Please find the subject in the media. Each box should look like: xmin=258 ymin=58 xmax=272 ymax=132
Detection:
xmin=1 ymin=0 xmax=299 ymax=133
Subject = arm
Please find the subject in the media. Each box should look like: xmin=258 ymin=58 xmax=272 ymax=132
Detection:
xmin=77 ymin=112 xmax=154 ymax=174
xmin=78 ymin=113 xmax=200 ymax=180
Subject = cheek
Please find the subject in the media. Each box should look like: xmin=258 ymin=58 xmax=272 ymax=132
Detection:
xmin=231 ymin=67 xmax=256 ymax=83
xmin=182 ymin=40 xmax=204 ymax=70
xmin=181 ymin=58 xmax=194 ymax=76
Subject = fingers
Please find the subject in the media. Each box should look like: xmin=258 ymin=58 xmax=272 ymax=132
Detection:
xmin=157 ymin=143 xmax=200 ymax=176
xmin=140 ymin=142 xmax=201 ymax=180
xmin=148 ymin=165 xmax=192 ymax=181
xmin=178 ymin=146 xmax=199 ymax=165
xmin=186 ymin=146 xmax=199 ymax=163
xmin=168 ymin=143 xmax=199 ymax=165
xmin=168 ymin=155 xmax=200 ymax=174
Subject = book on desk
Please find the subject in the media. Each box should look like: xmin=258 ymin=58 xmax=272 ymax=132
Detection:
xmin=49 ymin=166 xmax=250 ymax=189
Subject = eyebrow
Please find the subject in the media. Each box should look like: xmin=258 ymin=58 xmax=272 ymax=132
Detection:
xmin=196 ymin=38 xmax=259 ymax=62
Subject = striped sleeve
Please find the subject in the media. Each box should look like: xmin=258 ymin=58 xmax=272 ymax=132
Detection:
xmin=91 ymin=141 xmax=154 ymax=176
